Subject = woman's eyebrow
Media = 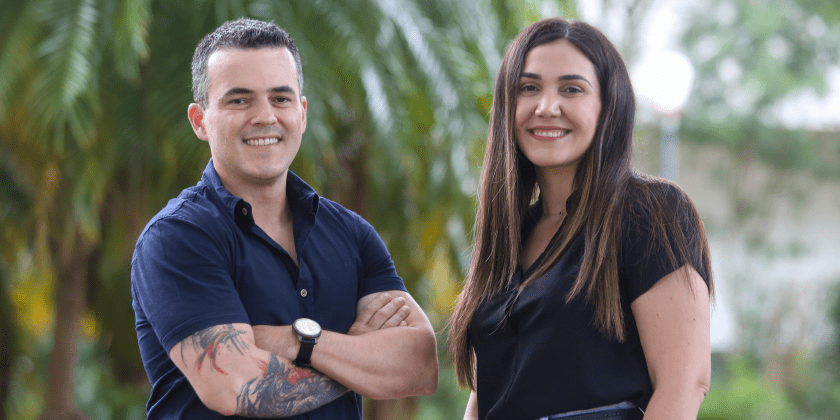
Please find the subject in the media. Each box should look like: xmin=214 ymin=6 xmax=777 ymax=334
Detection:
xmin=519 ymin=72 xmax=592 ymax=87
xmin=559 ymin=74 xmax=593 ymax=86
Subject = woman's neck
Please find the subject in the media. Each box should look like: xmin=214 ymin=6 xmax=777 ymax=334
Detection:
xmin=535 ymin=165 xmax=576 ymax=215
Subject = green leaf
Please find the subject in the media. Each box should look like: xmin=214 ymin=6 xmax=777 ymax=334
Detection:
xmin=110 ymin=0 xmax=151 ymax=82
xmin=31 ymin=0 xmax=101 ymax=153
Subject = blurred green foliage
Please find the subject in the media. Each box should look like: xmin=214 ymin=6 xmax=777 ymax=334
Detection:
xmin=700 ymin=357 xmax=797 ymax=420
xmin=682 ymin=0 xmax=840 ymax=180
xmin=680 ymin=1 xmax=840 ymax=419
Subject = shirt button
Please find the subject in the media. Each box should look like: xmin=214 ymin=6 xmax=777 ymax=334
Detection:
xmin=242 ymin=207 xmax=248 ymax=216
xmin=300 ymin=289 xmax=308 ymax=297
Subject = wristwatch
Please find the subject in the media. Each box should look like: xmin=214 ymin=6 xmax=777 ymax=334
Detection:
xmin=292 ymin=318 xmax=322 ymax=368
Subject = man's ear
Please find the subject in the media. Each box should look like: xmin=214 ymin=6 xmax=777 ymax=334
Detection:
xmin=300 ymin=96 xmax=307 ymax=133
xmin=188 ymin=103 xmax=209 ymax=141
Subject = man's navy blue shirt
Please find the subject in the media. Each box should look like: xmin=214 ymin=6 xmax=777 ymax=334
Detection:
xmin=131 ymin=160 xmax=407 ymax=419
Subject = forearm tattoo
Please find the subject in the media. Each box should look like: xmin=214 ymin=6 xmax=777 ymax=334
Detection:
xmin=236 ymin=354 xmax=348 ymax=416
xmin=183 ymin=324 xmax=249 ymax=375
xmin=182 ymin=324 xmax=348 ymax=416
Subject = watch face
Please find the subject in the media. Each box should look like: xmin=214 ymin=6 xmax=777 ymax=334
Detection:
xmin=294 ymin=318 xmax=321 ymax=337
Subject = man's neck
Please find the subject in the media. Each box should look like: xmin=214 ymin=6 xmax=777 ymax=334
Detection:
xmin=224 ymin=170 xmax=298 ymax=263
xmin=221 ymin=169 xmax=293 ymax=232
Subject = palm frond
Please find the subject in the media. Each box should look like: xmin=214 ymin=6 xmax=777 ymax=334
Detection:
xmin=30 ymin=0 xmax=101 ymax=153
xmin=0 ymin=3 xmax=40 ymax=121
xmin=109 ymin=0 xmax=152 ymax=82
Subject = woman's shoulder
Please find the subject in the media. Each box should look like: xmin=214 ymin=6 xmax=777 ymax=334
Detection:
xmin=624 ymin=173 xmax=690 ymax=210
xmin=619 ymin=174 xmax=710 ymax=298
xmin=620 ymin=174 xmax=703 ymax=248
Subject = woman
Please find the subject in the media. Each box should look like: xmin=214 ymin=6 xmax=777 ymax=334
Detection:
xmin=447 ymin=18 xmax=713 ymax=420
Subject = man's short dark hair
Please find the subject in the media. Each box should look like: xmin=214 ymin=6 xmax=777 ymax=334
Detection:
xmin=191 ymin=18 xmax=303 ymax=108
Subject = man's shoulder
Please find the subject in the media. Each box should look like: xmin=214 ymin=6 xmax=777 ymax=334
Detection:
xmin=316 ymin=196 xmax=357 ymax=217
xmin=321 ymin=199 xmax=394 ymax=248
xmin=136 ymin=183 xmax=227 ymax=245
xmin=315 ymin=197 xmax=369 ymax=229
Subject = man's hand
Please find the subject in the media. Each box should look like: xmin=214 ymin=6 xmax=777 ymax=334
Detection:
xmin=251 ymin=290 xmax=435 ymax=400
xmin=312 ymin=290 xmax=438 ymax=399
xmin=251 ymin=294 xmax=409 ymax=359
xmin=347 ymin=293 xmax=410 ymax=336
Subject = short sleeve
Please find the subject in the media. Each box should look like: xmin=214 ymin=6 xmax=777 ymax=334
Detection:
xmin=131 ymin=215 xmax=250 ymax=352
xmin=621 ymin=183 xmax=709 ymax=303
xmin=353 ymin=213 xmax=407 ymax=298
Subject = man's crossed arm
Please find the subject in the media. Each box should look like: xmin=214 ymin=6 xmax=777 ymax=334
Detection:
xmin=175 ymin=323 xmax=347 ymax=416
xmin=169 ymin=291 xmax=437 ymax=417
xmin=253 ymin=291 xmax=438 ymax=400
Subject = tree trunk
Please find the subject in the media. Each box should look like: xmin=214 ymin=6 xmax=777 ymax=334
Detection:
xmin=335 ymin=141 xmax=420 ymax=420
xmin=40 ymin=230 xmax=95 ymax=420
xmin=0 ymin=264 xmax=15 ymax=420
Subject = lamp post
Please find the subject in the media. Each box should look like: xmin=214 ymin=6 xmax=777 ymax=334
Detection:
xmin=633 ymin=50 xmax=695 ymax=181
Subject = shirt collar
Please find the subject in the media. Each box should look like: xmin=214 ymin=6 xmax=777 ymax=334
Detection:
xmin=285 ymin=169 xmax=320 ymax=217
xmin=200 ymin=159 xmax=320 ymax=227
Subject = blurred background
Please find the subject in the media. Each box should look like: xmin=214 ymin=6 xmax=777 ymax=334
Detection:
xmin=1 ymin=0 xmax=839 ymax=418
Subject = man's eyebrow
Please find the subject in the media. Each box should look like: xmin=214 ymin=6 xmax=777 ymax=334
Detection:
xmin=220 ymin=86 xmax=297 ymax=98
xmin=270 ymin=86 xmax=296 ymax=96
xmin=220 ymin=87 xmax=254 ymax=98
xmin=519 ymin=72 xmax=593 ymax=87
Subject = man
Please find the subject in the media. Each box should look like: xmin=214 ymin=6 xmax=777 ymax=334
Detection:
xmin=131 ymin=18 xmax=438 ymax=419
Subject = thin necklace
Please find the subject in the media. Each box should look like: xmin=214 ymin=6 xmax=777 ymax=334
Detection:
xmin=543 ymin=209 xmax=565 ymax=216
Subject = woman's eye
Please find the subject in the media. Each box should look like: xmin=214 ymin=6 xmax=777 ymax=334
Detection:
xmin=563 ymin=86 xmax=583 ymax=94
xmin=520 ymin=84 xmax=538 ymax=92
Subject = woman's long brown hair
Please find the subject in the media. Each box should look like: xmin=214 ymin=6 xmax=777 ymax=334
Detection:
xmin=447 ymin=18 xmax=714 ymax=390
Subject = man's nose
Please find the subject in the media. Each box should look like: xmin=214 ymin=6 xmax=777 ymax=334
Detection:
xmin=251 ymin=99 xmax=278 ymax=125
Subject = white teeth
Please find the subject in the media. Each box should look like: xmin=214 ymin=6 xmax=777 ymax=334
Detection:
xmin=244 ymin=137 xmax=280 ymax=146
xmin=532 ymin=129 xmax=569 ymax=137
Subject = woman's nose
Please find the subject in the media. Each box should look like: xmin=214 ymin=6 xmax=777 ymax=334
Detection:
xmin=535 ymin=93 xmax=561 ymax=118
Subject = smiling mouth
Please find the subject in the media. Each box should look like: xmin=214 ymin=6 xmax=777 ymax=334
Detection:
xmin=243 ymin=137 xmax=280 ymax=146
xmin=529 ymin=129 xmax=570 ymax=138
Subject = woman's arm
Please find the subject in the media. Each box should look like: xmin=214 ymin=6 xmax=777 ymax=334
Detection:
xmin=464 ymin=390 xmax=479 ymax=420
xmin=632 ymin=265 xmax=710 ymax=420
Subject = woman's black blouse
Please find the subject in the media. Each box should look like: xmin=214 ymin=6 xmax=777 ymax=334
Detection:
xmin=469 ymin=185 xmax=710 ymax=420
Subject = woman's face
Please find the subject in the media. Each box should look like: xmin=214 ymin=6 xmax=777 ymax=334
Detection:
xmin=515 ymin=40 xmax=602 ymax=173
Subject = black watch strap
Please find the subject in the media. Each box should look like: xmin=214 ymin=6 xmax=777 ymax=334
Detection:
xmin=294 ymin=338 xmax=316 ymax=367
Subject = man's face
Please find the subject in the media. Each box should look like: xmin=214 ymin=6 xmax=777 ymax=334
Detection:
xmin=188 ymin=47 xmax=306 ymax=191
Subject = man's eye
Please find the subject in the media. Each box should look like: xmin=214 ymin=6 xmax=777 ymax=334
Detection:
xmin=229 ymin=98 xmax=247 ymax=104
xmin=273 ymin=96 xmax=291 ymax=103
